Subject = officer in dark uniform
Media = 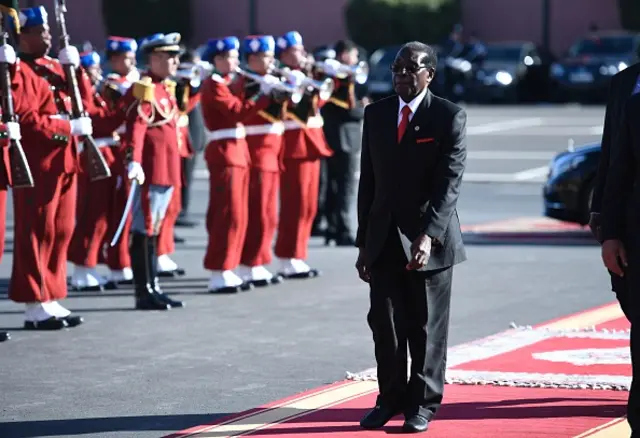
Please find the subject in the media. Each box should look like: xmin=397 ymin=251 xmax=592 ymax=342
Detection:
xmin=319 ymin=39 xmax=369 ymax=246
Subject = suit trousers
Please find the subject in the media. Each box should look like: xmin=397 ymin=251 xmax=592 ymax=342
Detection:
xmin=157 ymin=188 xmax=182 ymax=256
xmin=204 ymin=165 xmax=249 ymax=271
xmin=10 ymin=172 xmax=77 ymax=303
xmin=368 ymin=225 xmax=452 ymax=419
xmin=620 ymin=252 xmax=640 ymax=433
xmin=68 ymin=171 xmax=114 ymax=267
xmin=324 ymin=150 xmax=359 ymax=239
xmin=180 ymin=153 xmax=198 ymax=217
xmin=611 ymin=271 xmax=632 ymax=322
xmin=240 ymin=169 xmax=279 ymax=267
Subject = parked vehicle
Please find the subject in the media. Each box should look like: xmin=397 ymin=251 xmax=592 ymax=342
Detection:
xmin=470 ymin=41 xmax=554 ymax=103
xmin=543 ymin=142 xmax=600 ymax=225
xmin=550 ymin=31 xmax=640 ymax=102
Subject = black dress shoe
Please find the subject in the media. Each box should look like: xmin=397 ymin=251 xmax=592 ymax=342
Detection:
xmin=402 ymin=414 xmax=429 ymax=433
xmin=270 ymin=274 xmax=284 ymax=284
xmin=0 ymin=331 xmax=9 ymax=342
xmin=279 ymin=268 xmax=320 ymax=279
xmin=136 ymin=292 xmax=171 ymax=310
xmin=61 ymin=315 xmax=84 ymax=328
xmin=209 ymin=285 xmax=240 ymax=294
xmin=360 ymin=405 xmax=398 ymax=429
xmin=24 ymin=317 xmax=68 ymax=330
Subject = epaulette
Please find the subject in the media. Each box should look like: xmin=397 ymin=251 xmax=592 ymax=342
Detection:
xmin=210 ymin=73 xmax=224 ymax=83
xmin=132 ymin=76 xmax=155 ymax=103
xmin=164 ymin=78 xmax=177 ymax=98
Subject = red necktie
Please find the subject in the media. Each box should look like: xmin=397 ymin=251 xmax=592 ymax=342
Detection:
xmin=398 ymin=105 xmax=412 ymax=143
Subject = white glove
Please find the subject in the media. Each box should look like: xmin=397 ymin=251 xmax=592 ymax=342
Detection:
xmin=58 ymin=46 xmax=80 ymax=68
xmin=320 ymin=58 xmax=342 ymax=76
xmin=127 ymin=161 xmax=145 ymax=185
xmin=0 ymin=44 xmax=17 ymax=64
xmin=5 ymin=121 xmax=20 ymax=140
xmin=285 ymin=69 xmax=306 ymax=87
xmin=70 ymin=116 xmax=93 ymax=136
xmin=259 ymin=74 xmax=281 ymax=95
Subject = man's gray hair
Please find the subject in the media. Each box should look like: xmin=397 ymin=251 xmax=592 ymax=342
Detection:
xmin=398 ymin=41 xmax=437 ymax=72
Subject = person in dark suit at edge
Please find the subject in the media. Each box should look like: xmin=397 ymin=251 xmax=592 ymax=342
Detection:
xmin=589 ymin=60 xmax=640 ymax=322
xmin=355 ymin=41 xmax=467 ymax=433
xmin=600 ymin=89 xmax=640 ymax=438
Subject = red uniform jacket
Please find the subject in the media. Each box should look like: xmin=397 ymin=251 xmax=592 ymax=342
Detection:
xmin=200 ymin=73 xmax=271 ymax=168
xmin=120 ymin=73 xmax=184 ymax=187
xmin=20 ymin=55 xmax=121 ymax=174
xmin=2 ymin=60 xmax=73 ymax=180
xmin=231 ymin=75 xmax=286 ymax=172
xmin=282 ymin=70 xmax=333 ymax=160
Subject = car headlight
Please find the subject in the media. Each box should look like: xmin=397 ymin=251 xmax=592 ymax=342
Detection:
xmin=495 ymin=71 xmax=513 ymax=85
xmin=550 ymin=63 xmax=564 ymax=77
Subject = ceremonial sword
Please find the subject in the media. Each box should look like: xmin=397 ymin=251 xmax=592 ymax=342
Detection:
xmin=110 ymin=179 xmax=138 ymax=247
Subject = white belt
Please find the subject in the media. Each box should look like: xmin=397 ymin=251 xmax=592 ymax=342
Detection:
xmin=283 ymin=115 xmax=324 ymax=130
xmin=245 ymin=122 xmax=284 ymax=136
xmin=177 ymin=114 xmax=189 ymax=128
xmin=49 ymin=114 xmax=70 ymax=120
xmin=205 ymin=126 xmax=246 ymax=142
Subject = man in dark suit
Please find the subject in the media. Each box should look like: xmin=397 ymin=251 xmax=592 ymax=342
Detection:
xmin=600 ymin=91 xmax=640 ymax=438
xmin=355 ymin=41 xmax=466 ymax=433
xmin=589 ymin=61 xmax=640 ymax=322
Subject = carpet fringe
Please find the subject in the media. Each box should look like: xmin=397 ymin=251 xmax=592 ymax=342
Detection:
xmin=509 ymin=322 xmax=630 ymax=334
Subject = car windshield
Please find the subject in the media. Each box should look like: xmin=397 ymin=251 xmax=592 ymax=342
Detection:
xmin=369 ymin=47 xmax=400 ymax=67
xmin=485 ymin=46 xmax=522 ymax=61
xmin=570 ymin=36 xmax=634 ymax=56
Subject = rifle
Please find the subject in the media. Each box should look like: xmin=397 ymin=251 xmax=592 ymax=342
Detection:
xmin=54 ymin=0 xmax=111 ymax=181
xmin=0 ymin=10 xmax=34 ymax=188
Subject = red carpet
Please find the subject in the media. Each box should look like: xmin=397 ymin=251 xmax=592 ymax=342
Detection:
xmin=243 ymin=385 xmax=627 ymax=437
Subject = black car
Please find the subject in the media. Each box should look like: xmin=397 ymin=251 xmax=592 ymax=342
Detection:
xmin=543 ymin=142 xmax=601 ymax=224
xmin=550 ymin=31 xmax=640 ymax=101
xmin=470 ymin=41 xmax=554 ymax=102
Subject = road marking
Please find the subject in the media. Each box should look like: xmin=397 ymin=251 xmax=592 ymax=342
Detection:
xmin=513 ymin=165 xmax=549 ymax=181
xmin=467 ymin=117 xmax=544 ymax=135
xmin=541 ymin=302 xmax=624 ymax=330
xmin=463 ymin=167 xmax=548 ymax=183
xmin=467 ymin=151 xmax=554 ymax=160
xmin=574 ymin=417 xmax=629 ymax=437
xmin=475 ymin=126 xmax=602 ymax=136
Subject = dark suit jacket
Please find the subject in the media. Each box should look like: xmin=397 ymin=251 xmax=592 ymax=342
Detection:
xmin=355 ymin=89 xmax=467 ymax=270
xmin=601 ymin=92 xmax=640 ymax=245
xmin=592 ymin=63 xmax=640 ymax=214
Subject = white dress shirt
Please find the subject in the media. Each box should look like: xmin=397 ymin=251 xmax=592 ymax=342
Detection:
xmin=397 ymin=85 xmax=428 ymax=126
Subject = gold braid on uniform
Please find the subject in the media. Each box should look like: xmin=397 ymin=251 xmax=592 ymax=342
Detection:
xmin=129 ymin=76 xmax=177 ymax=128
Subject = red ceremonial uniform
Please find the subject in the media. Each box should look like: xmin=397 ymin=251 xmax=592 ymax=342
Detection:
xmin=274 ymin=80 xmax=333 ymax=262
xmin=8 ymin=57 xmax=93 ymax=303
xmin=200 ymin=72 xmax=270 ymax=272
xmin=232 ymin=75 xmax=286 ymax=268
xmin=95 ymin=71 xmax=141 ymax=272
xmin=120 ymin=73 xmax=183 ymax=233
xmin=67 ymin=87 xmax=123 ymax=270
xmin=0 ymin=124 xmax=11 ymax=264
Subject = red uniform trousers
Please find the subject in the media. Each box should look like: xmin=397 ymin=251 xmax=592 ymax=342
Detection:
xmin=10 ymin=172 xmax=77 ymax=303
xmin=240 ymin=132 xmax=282 ymax=267
xmin=203 ymin=134 xmax=250 ymax=271
xmin=104 ymin=156 xmax=132 ymax=270
xmin=68 ymin=145 xmax=118 ymax=268
xmin=157 ymin=188 xmax=181 ymax=256
xmin=275 ymin=123 xmax=331 ymax=260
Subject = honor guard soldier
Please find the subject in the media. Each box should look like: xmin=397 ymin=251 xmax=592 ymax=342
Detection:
xmin=120 ymin=32 xmax=186 ymax=310
xmin=200 ymin=36 xmax=279 ymax=293
xmin=155 ymin=58 xmax=201 ymax=278
xmin=235 ymin=34 xmax=286 ymax=287
xmin=67 ymin=49 xmax=124 ymax=291
xmin=273 ymin=31 xmax=336 ymax=278
xmin=9 ymin=5 xmax=103 ymax=329
xmin=98 ymin=36 xmax=140 ymax=288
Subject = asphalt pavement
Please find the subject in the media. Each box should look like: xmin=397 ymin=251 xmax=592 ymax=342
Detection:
xmin=0 ymin=104 xmax=615 ymax=438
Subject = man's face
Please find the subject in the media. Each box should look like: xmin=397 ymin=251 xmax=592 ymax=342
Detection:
xmin=392 ymin=48 xmax=432 ymax=99
xmin=338 ymin=48 xmax=359 ymax=66
xmin=280 ymin=45 xmax=305 ymax=69
xmin=111 ymin=51 xmax=137 ymax=76
xmin=149 ymin=51 xmax=179 ymax=78
xmin=247 ymin=51 xmax=274 ymax=75
xmin=20 ymin=24 xmax=52 ymax=57
xmin=87 ymin=65 xmax=102 ymax=85
xmin=214 ymin=49 xmax=239 ymax=76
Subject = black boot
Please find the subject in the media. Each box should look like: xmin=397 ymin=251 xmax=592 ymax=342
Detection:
xmin=131 ymin=232 xmax=170 ymax=311
xmin=0 ymin=331 xmax=9 ymax=342
xmin=148 ymin=236 xmax=184 ymax=308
